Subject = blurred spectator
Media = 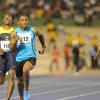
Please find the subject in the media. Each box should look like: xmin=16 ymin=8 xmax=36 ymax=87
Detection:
xmin=35 ymin=6 xmax=44 ymax=20
xmin=52 ymin=0 xmax=62 ymax=18
xmin=90 ymin=45 xmax=99 ymax=68
xmin=44 ymin=4 xmax=52 ymax=18
xmin=49 ymin=46 xmax=60 ymax=73
xmin=72 ymin=40 xmax=80 ymax=74
xmin=91 ymin=35 xmax=99 ymax=47
xmin=45 ymin=19 xmax=58 ymax=51
xmin=79 ymin=45 xmax=86 ymax=69
xmin=75 ymin=33 xmax=85 ymax=47
xmin=66 ymin=33 xmax=74 ymax=47
xmin=64 ymin=43 xmax=71 ymax=70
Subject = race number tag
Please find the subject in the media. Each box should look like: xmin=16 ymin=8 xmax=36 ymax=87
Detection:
xmin=0 ymin=41 xmax=10 ymax=52
xmin=17 ymin=33 xmax=31 ymax=45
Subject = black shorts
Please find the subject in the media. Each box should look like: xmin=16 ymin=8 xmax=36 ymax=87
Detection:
xmin=0 ymin=52 xmax=15 ymax=76
xmin=16 ymin=57 xmax=36 ymax=77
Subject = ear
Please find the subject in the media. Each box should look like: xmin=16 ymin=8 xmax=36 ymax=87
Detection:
xmin=18 ymin=22 xmax=19 ymax=25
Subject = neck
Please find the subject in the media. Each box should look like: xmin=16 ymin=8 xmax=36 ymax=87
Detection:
xmin=20 ymin=27 xmax=28 ymax=31
xmin=3 ymin=25 xmax=12 ymax=30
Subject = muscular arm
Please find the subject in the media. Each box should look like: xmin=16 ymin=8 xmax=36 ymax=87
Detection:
xmin=35 ymin=27 xmax=46 ymax=54
xmin=10 ymin=32 xmax=16 ymax=50
xmin=10 ymin=32 xmax=19 ymax=51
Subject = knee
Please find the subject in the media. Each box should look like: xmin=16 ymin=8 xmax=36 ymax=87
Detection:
xmin=17 ymin=77 xmax=23 ymax=84
xmin=23 ymin=68 xmax=29 ymax=73
xmin=0 ymin=75 xmax=4 ymax=85
xmin=8 ymin=69 xmax=15 ymax=79
xmin=23 ymin=62 xmax=33 ymax=73
xmin=23 ymin=67 xmax=31 ymax=73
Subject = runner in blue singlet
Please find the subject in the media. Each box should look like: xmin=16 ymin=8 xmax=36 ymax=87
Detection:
xmin=11 ymin=14 xmax=46 ymax=100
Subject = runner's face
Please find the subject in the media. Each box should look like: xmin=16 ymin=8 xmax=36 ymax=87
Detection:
xmin=18 ymin=16 xmax=29 ymax=29
xmin=3 ymin=14 xmax=13 ymax=25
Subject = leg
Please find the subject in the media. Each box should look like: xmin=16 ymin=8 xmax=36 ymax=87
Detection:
xmin=76 ymin=57 xmax=80 ymax=72
xmin=23 ymin=61 xmax=33 ymax=90
xmin=6 ymin=52 xmax=16 ymax=100
xmin=55 ymin=60 xmax=59 ymax=71
xmin=50 ymin=61 xmax=54 ymax=73
xmin=0 ymin=56 xmax=5 ymax=84
xmin=65 ymin=57 xmax=70 ymax=70
xmin=53 ymin=40 xmax=56 ymax=49
xmin=23 ymin=60 xmax=35 ymax=100
xmin=6 ymin=69 xmax=15 ymax=100
xmin=0 ymin=74 xmax=4 ymax=84
xmin=17 ymin=77 xmax=24 ymax=100
xmin=47 ymin=39 xmax=52 ymax=51
xmin=16 ymin=61 xmax=24 ymax=100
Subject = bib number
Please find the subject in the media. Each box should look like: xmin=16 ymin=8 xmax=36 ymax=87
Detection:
xmin=17 ymin=33 xmax=31 ymax=45
xmin=0 ymin=41 xmax=10 ymax=52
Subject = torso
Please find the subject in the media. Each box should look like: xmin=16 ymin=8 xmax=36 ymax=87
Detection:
xmin=0 ymin=26 xmax=14 ymax=52
xmin=15 ymin=26 xmax=37 ymax=62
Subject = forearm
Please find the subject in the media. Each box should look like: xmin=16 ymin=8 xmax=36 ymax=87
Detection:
xmin=38 ymin=34 xmax=46 ymax=48
xmin=10 ymin=33 xmax=19 ymax=51
xmin=0 ymin=48 xmax=4 ymax=55
xmin=10 ymin=40 xmax=16 ymax=50
xmin=10 ymin=37 xmax=17 ymax=51
xmin=35 ymin=27 xmax=46 ymax=50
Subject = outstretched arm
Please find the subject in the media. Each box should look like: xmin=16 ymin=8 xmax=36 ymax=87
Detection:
xmin=35 ymin=27 xmax=46 ymax=54
xmin=10 ymin=32 xmax=19 ymax=51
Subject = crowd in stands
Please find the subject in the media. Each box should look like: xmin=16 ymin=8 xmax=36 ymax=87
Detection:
xmin=44 ymin=20 xmax=100 ymax=75
xmin=0 ymin=0 xmax=100 ymax=25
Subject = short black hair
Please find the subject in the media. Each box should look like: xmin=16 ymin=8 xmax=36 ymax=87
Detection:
xmin=3 ymin=13 xmax=15 ymax=25
xmin=3 ymin=13 xmax=14 ymax=20
xmin=18 ymin=14 xmax=28 ymax=19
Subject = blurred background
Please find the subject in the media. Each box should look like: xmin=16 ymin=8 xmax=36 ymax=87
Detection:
xmin=0 ymin=0 xmax=100 ymax=75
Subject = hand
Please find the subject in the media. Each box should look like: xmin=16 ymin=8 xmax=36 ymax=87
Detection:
xmin=0 ymin=48 xmax=4 ymax=55
xmin=98 ymin=47 xmax=100 ymax=51
xmin=38 ymin=46 xmax=46 ymax=54
xmin=15 ymin=35 xmax=20 ymax=42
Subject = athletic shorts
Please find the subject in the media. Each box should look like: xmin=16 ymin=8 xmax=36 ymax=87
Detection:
xmin=0 ymin=52 xmax=15 ymax=76
xmin=16 ymin=57 xmax=36 ymax=77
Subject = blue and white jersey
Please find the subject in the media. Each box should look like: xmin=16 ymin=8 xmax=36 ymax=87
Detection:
xmin=15 ymin=26 xmax=36 ymax=62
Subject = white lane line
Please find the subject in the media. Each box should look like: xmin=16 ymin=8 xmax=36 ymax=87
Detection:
xmin=58 ymin=91 xmax=100 ymax=100
xmin=0 ymin=81 xmax=100 ymax=94
xmin=1 ymin=84 xmax=98 ymax=100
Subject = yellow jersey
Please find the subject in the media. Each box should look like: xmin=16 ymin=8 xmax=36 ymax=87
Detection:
xmin=0 ymin=26 xmax=14 ymax=34
xmin=46 ymin=22 xmax=55 ymax=31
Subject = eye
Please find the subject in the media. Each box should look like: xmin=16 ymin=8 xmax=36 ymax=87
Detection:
xmin=21 ymin=19 xmax=24 ymax=21
xmin=25 ymin=19 xmax=28 ymax=21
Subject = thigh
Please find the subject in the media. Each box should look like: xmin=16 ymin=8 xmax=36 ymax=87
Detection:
xmin=0 ymin=56 xmax=6 ymax=76
xmin=6 ymin=53 xmax=15 ymax=71
xmin=23 ymin=58 xmax=36 ymax=73
xmin=8 ymin=68 xmax=16 ymax=77
xmin=16 ymin=62 xmax=24 ymax=77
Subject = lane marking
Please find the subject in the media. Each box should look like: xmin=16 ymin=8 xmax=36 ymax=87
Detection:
xmin=58 ymin=91 xmax=100 ymax=100
xmin=1 ymin=81 xmax=100 ymax=93
xmin=1 ymin=84 xmax=99 ymax=100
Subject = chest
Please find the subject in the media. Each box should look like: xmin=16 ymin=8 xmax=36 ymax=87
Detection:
xmin=17 ymin=32 xmax=33 ymax=45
